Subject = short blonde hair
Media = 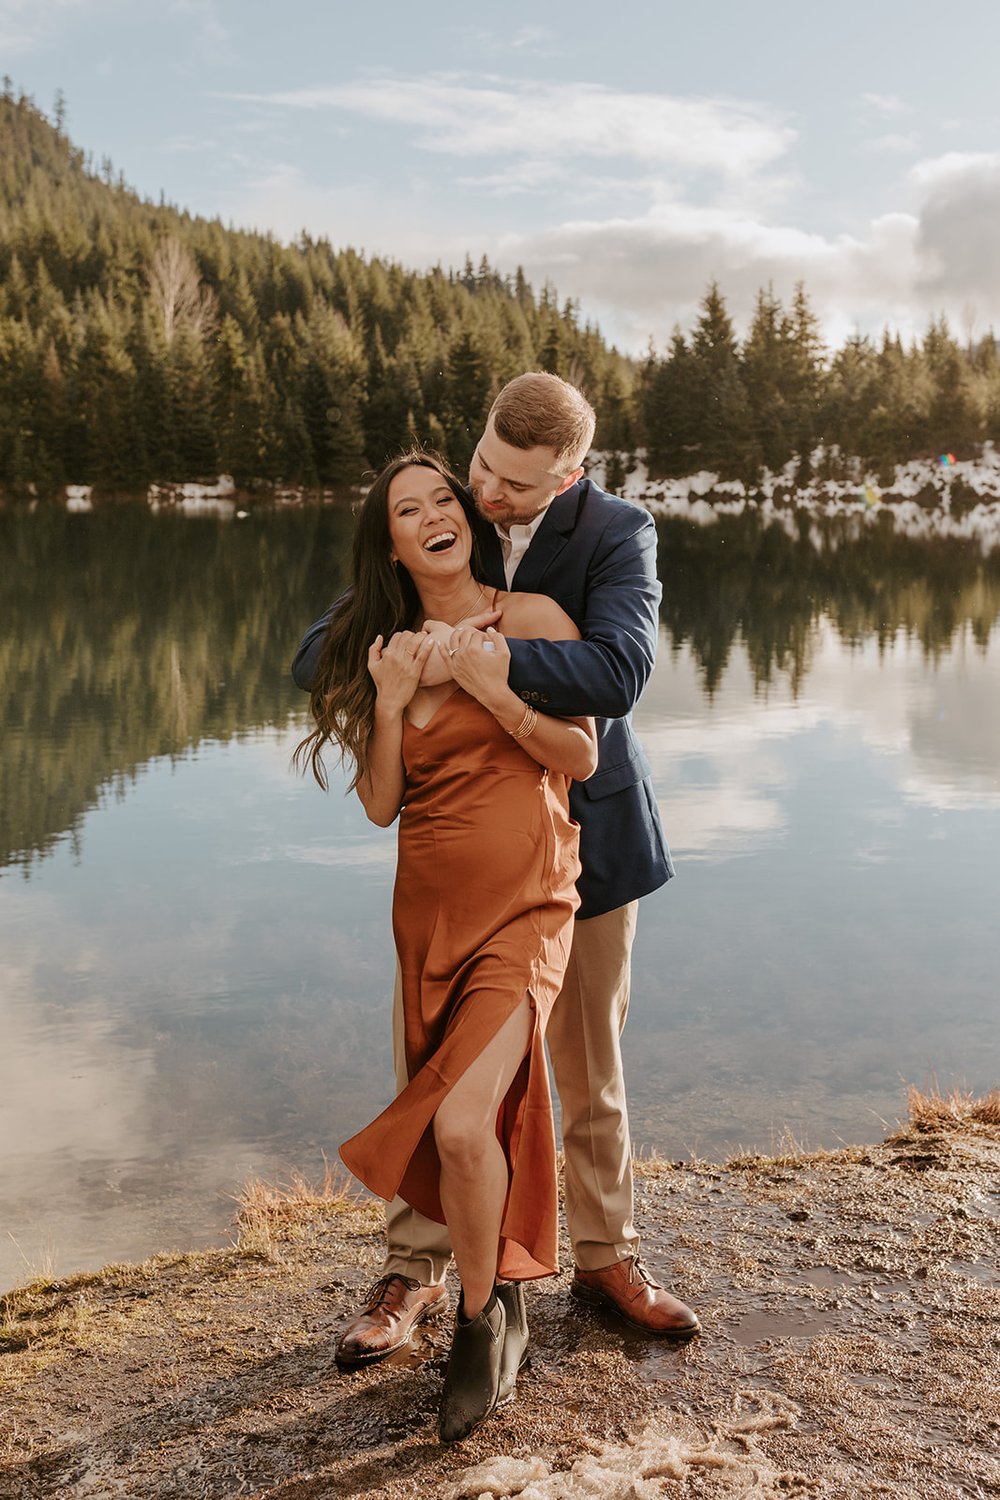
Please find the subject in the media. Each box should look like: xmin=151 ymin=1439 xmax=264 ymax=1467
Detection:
xmin=489 ymin=372 xmax=596 ymax=474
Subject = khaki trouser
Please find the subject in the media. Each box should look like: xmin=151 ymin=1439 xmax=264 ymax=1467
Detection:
xmin=383 ymin=900 xmax=641 ymax=1282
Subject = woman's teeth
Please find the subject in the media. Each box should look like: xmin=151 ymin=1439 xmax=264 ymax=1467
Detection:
xmin=424 ymin=532 xmax=457 ymax=552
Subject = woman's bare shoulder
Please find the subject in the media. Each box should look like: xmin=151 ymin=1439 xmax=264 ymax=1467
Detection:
xmin=499 ymin=590 xmax=580 ymax=642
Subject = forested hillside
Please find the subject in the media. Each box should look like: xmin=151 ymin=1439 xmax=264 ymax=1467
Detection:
xmin=0 ymin=87 xmax=633 ymax=494
xmin=2 ymin=85 xmax=999 ymax=496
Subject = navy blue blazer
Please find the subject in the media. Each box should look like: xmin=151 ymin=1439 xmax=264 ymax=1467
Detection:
xmin=291 ymin=476 xmax=673 ymax=919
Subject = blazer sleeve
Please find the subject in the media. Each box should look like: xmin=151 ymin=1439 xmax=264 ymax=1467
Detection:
xmin=505 ymin=511 xmax=661 ymax=720
xmin=291 ymin=604 xmax=336 ymax=691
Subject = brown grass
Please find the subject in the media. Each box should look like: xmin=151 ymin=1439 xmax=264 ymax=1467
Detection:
xmin=724 ymin=1125 xmax=869 ymax=1172
xmin=905 ymin=1082 xmax=1000 ymax=1132
xmin=233 ymin=1161 xmax=362 ymax=1260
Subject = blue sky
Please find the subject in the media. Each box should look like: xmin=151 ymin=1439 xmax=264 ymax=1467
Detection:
xmin=4 ymin=0 xmax=1000 ymax=351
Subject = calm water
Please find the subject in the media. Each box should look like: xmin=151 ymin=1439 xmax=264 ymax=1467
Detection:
xmin=2 ymin=504 xmax=999 ymax=1291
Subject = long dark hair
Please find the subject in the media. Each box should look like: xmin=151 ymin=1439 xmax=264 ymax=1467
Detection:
xmin=294 ymin=450 xmax=482 ymax=790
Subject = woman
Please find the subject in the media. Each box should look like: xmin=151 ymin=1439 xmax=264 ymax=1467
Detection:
xmin=297 ymin=451 xmax=596 ymax=1443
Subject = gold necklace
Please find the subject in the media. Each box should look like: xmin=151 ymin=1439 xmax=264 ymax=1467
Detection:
xmin=424 ymin=581 xmax=488 ymax=627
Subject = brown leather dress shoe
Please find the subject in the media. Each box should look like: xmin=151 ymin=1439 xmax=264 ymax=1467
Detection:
xmin=335 ymin=1274 xmax=449 ymax=1367
xmin=571 ymin=1256 xmax=701 ymax=1339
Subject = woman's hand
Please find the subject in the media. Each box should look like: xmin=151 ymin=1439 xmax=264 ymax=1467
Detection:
xmin=418 ymin=609 xmax=504 ymax=687
xmin=417 ymin=619 xmax=456 ymax=686
xmin=367 ymin=630 xmax=435 ymax=715
xmin=446 ymin=625 xmax=511 ymax=709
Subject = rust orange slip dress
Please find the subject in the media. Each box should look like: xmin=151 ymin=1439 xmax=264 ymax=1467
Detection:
xmin=339 ymin=688 xmax=581 ymax=1280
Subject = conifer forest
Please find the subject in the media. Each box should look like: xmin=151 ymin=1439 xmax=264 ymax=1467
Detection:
xmin=2 ymin=86 xmax=999 ymax=496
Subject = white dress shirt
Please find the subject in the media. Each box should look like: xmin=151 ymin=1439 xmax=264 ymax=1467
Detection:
xmin=495 ymin=511 xmax=548 ymax=588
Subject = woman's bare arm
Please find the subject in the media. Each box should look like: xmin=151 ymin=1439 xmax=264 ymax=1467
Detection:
xmin=446 ymin=595 xmax=598 ymax=781
xmin=357 ymin=631 xmax=434 ymax=825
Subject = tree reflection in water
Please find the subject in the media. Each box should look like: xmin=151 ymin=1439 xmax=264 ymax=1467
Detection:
xmin=1 ymin=505 xmax=352 ymax=874
xmin=1 ymin=502 xmax=998 ymax=876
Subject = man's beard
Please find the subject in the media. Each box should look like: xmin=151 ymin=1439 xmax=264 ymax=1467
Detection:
xmin=471 ymin=487 xmax=546 ymax=528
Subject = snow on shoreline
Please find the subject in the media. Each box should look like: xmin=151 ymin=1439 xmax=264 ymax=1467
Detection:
xmin=588 ymin=445 xmax=1000 ymax=553
xmin=28 ymin=447 xmax=1000 ymax=551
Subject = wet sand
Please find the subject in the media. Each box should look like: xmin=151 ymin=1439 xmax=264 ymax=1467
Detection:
xmin=2 ymin=1102 xmax=998 ymax=1499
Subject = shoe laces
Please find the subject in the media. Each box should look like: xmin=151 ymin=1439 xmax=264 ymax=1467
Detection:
xmin=628 ymin=1256 xmax=663 ymax=1290
xmin=361 ymin=1273 xmax=420 ymax=1311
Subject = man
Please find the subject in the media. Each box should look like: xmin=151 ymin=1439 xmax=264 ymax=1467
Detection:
xmin=292 ymin=372 xmax=699 ymax=1364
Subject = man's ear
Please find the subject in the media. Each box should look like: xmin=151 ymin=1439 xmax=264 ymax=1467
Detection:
xmin=554 ymin=466 xmax=584 ymax=497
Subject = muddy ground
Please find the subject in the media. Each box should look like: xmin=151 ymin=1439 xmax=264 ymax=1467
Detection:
xmin=2 ymin=1102 xmax=998 ymax=1499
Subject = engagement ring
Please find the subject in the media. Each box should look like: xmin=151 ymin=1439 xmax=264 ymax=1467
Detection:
xmin=482 ymin=641 xmax=496 ymax=652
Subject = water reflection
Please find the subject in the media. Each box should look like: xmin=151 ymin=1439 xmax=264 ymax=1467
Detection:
xmin=1 ymin=505 xmax=998 ymax=1289
xmin=0 ymin=506 xmax=353 ymax=873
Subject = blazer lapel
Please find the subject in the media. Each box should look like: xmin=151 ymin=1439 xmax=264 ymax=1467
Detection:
xmin=509 ymin=486 xmax=580 ymax=592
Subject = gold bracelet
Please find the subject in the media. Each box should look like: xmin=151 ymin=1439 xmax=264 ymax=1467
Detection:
xmin=510 ymin=705 xmax=537 ymax=740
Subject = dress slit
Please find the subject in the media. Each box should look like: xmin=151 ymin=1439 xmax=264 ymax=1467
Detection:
xmin=339 ymin=690 xmax=580 ymax=1281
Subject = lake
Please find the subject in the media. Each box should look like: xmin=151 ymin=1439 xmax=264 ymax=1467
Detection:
xmin=2 ymin=500 xmax=998 ymax=1292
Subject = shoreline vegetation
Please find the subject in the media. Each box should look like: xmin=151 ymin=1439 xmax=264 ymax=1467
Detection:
xmin=4 ymin=88 xmax=1000 ymax=507
xmin=2 ymin=1086 xmax=998 ymax=1498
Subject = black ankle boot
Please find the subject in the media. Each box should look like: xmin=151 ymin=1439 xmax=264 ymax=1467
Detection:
xmin=496 ymin=1282 xmax=529 ymax=1405
xmin=438 ymin=1289 xmax=505 ymax=1444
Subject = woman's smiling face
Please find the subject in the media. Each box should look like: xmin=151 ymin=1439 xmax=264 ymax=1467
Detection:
xmin=386 ymin=464 xmax=473 ymax=580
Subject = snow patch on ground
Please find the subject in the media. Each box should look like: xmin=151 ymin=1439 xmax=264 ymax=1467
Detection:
xmin=448 ymin=1395 xmax=813 ymax=1498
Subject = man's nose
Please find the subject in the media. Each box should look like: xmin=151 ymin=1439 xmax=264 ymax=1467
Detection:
xmin=481 ymin=472 xmax=502 ymax=501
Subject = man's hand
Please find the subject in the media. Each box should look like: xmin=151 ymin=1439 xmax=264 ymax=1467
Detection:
xmin=458 ymin=607 xmax=503 ymax=632
xmin=418 ymin=608 xmax=504 ymax=686
xmin=367 ymin=631 xmax=434 ymax=714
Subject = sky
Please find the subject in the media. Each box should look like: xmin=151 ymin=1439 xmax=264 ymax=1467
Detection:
xmin=4 ymin=0 xmax=1000 ymax=354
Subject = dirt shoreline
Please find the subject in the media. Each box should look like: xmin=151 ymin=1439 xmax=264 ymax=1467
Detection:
xmin=2 ymin=1103 xmax=998 ymax=1499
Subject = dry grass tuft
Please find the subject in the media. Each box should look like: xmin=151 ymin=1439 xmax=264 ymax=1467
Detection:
xmin=724 ymin=1126 xmax=868 ymax=1172
xmin=906 ymin=1082 xmax=1000 ymax=1132
xmin=631 ymin=1147 xmax=694 ymax=1178
xmin=233 ymin=1162 xmax=361 ymax=1260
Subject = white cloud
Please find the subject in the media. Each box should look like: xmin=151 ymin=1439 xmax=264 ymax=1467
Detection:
xmin=909 ymin=151 xmax=1000 ymax=312
xmin=228 ymin=76 xmax=794 ymax=182
xmin=908 ymin=149 xmax=1000 ymax=189
xmin=491 ymin=201 xmax=928 ymax=349
xmin=486 ymin=146 xmax=1000 ymax=349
